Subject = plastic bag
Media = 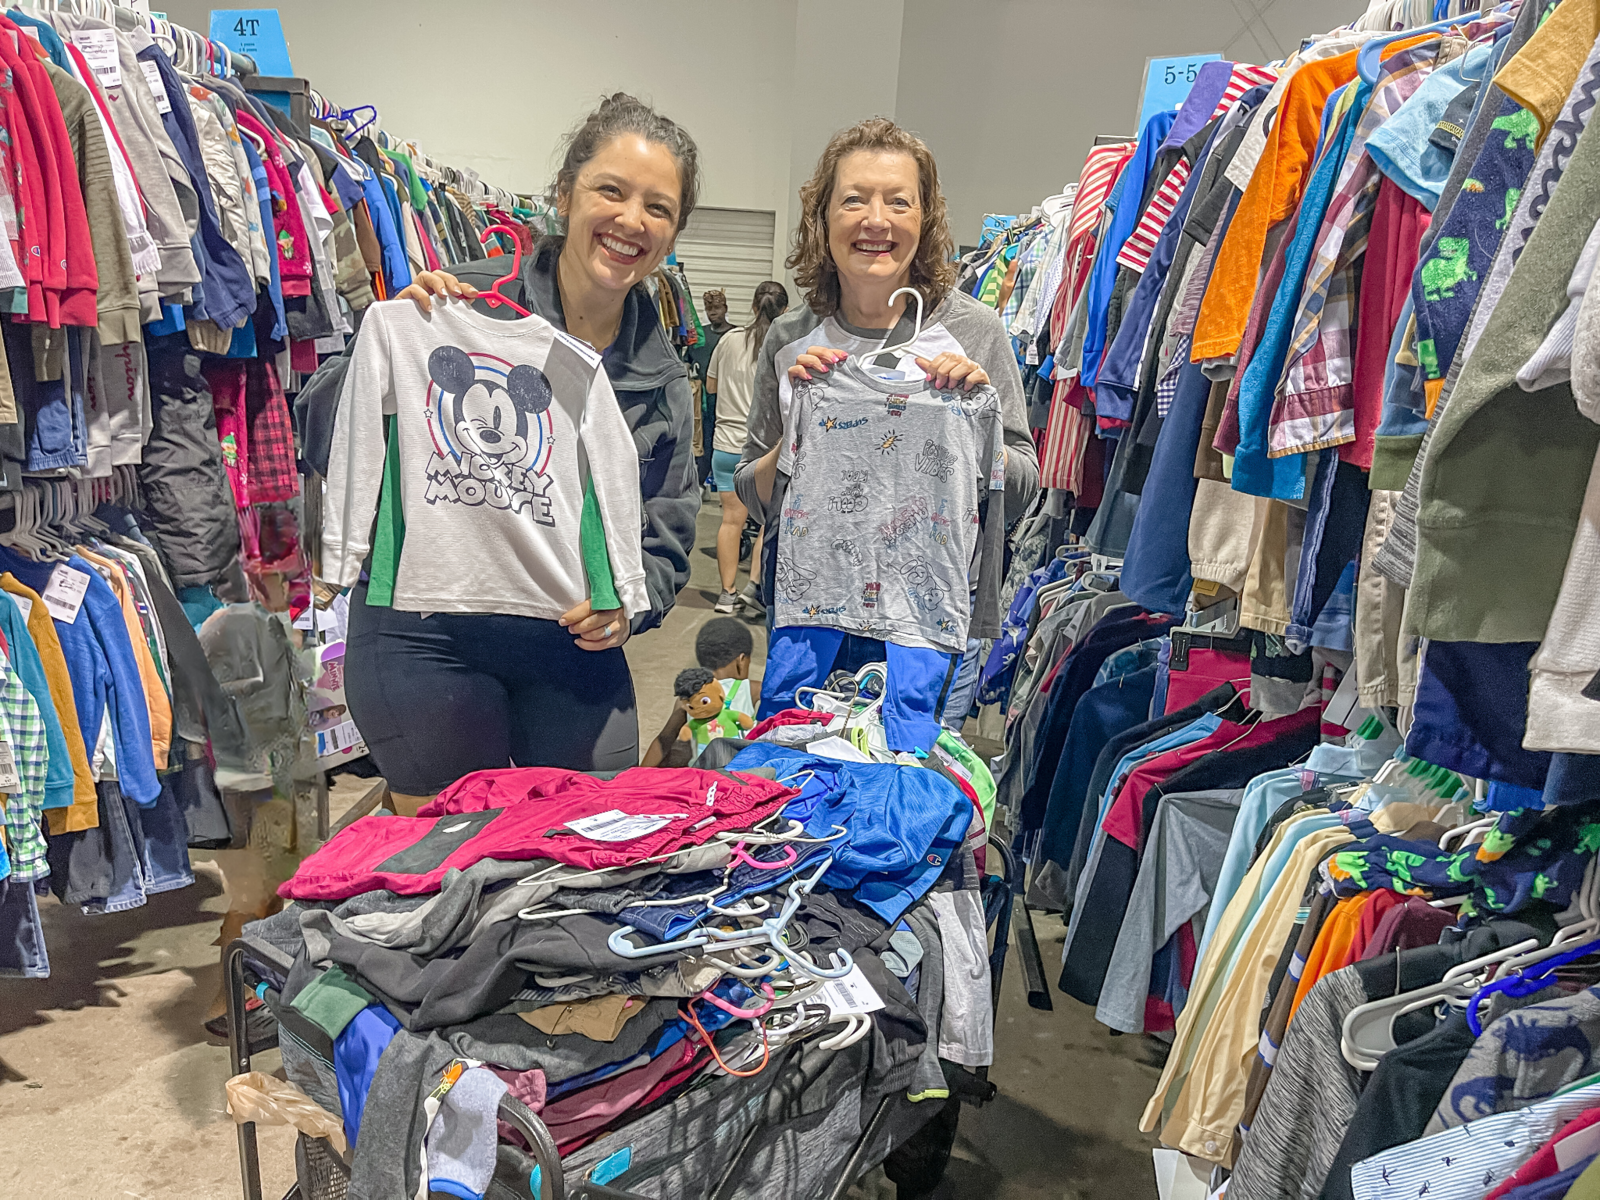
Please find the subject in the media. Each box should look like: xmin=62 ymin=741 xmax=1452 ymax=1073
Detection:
xmin=225 ymin=1071 xmax=348 ymax=1153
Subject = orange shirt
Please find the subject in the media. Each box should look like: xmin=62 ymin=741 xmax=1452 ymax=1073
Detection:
xmin=1192 ymin=50 xmax=1361 ymax=362
xmin=1289 ymin=890 xmax=1375 ymax=1020
xmin=1191 ymin=36 xmax=1433 ymax=363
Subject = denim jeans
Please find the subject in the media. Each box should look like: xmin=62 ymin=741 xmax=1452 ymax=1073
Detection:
xmin=940 ymin=639 xmax=983 ymax=733
xmin=0 ymin=874 xmax=48 ymax=977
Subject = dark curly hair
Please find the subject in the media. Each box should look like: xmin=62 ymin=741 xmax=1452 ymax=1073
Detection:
xmin=695 ymin=617 xmax=754 ymax=670
xmin=786 ymin=117 xmax=957 ymax=317
xmin=551 ymin=92 xmax=701 ymax=232
xmin=674 ymin=667 xmax=716 ymax=699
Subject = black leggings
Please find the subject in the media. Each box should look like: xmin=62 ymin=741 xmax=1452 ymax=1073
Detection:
xmin=344 ymin=584 xmax=638 ymax=794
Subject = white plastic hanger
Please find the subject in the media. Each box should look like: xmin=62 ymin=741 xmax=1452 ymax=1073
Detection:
xmin=849 ymin=286 xmax=925 ymax=375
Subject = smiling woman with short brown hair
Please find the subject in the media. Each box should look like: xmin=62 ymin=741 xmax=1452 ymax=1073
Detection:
xmin=731 ymin=115 xmax=1039 ymax=729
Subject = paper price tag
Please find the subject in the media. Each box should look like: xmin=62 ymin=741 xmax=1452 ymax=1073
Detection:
xmin=315 ymin=719 xmax=366 ymax=760
xmin=816 ymin=964 xmax=885 ymax=1017
xmin=7 ymin=593 xmax=30 ymax=625
xmin=0 ymin=735 xmax=22 ymax=792
xmin=564 ymin=809 xmax=684 ymax=842
xmin=41 ymin=564 xmax=91 ymax=624
xmin=70 ymin=29 xmax=123 ymax=90
xmin=140 ymin=60 xmax=171 ymax=114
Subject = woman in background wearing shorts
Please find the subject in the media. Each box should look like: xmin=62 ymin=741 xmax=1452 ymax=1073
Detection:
xmin=707 ymin=280 xmax=787 ymax=613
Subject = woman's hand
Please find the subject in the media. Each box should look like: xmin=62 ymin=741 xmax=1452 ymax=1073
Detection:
xmin=786 ymin=346 xmax=848 ymax=384
xmin=916 ymin=352 xmax=989 ymax=391
xmin=559 ymin=599 xmax=630 ymax=652
xmin=396 ymin=270 xmax=478 ymax=313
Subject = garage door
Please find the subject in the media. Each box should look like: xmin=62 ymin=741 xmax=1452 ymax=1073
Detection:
xmin=672 ymin=207 xmax=777 ymax=321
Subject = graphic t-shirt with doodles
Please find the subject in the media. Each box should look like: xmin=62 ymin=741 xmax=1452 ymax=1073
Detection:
xmin=323 ymin=297 xmax=647 ymax=620
xmin=775 ymin=358 xmax=1005 ymax=652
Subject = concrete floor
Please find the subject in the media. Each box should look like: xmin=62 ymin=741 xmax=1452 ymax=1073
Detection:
xmin=0 ymin=497 xmax=1163 ymax=1199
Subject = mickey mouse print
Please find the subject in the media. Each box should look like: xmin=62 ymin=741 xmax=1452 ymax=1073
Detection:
xmin=423 ymin=345 xmax=557 ymax=523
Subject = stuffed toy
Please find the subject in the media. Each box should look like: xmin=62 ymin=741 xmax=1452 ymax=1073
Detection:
xmin=674 ymin=667 xmax=753 ymax=758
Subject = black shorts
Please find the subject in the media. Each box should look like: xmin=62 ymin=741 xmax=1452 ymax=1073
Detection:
xmin=344 ymin=584 xmax=638 ymax=794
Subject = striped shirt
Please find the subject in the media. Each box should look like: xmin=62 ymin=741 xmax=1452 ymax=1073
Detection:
xmin=1118 ymin=64 xmax=1280 ymax=274
xmin=1351 ymin=1077 xmax=1600 ymax=1200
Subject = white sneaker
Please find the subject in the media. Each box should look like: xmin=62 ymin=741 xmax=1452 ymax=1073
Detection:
xmin=738 ymin=584 xmax=766 ymax=617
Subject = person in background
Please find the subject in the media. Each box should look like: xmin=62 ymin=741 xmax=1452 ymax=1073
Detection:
xmin=341 ymin=93 xmax=701 ymax=812
xmin=642 ymin=617 xmax=760 ymax=765
xmin=708 ymin=281 xmax=788 ymax=614
xmin=734 ymin=117 xmax=1039 ymax=719
xmin=689 ymin=289 xmax=734 ymax=489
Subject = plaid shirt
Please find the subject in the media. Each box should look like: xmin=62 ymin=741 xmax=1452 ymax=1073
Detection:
xmin=0 ymin=647 xmax=51 ymax=881
xmin=248 ymin=358 xmax=299 ymax=503
xmin=1268 ymin=39 xmax=1449 ymax=458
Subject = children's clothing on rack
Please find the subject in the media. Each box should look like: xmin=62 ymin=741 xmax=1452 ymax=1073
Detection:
xmin=970 ymin=0 xmax=1600 ymax=1193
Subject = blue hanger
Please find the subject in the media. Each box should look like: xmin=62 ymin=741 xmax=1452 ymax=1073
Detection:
xmin=1356 ymin=11 xmax=1468 ymax=84
xmin=1466 ymin=934 xmax=1600 ymax=1035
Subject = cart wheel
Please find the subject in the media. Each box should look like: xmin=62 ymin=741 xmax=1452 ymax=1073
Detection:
xmin=882 ymin=1096 xmax=959 ymax=1199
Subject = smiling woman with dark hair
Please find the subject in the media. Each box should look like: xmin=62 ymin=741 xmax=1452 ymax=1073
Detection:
xmin=338 ymin=93 xmax=704 ymax=811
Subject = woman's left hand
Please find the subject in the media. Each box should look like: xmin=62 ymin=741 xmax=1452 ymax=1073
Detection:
xmin=559 ymin=600 xmax=631 ymax=651
xmin=915 ymin=352 xmax=990 ymax=391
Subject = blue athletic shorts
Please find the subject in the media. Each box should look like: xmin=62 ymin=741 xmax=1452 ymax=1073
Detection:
xmin=711 ymin=450 xmax=740 ymax=493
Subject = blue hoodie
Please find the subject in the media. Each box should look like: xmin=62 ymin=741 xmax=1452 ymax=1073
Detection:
xmin=0 ymin=550 xmax=159 ymax=804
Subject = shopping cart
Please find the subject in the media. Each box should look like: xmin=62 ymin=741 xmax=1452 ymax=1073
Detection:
xmin=226 ymin=837 xmax=1035 ymax=1200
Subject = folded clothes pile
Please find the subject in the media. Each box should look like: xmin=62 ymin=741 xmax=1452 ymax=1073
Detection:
xmin=249 ymin=738 xmax=999 ymax=1200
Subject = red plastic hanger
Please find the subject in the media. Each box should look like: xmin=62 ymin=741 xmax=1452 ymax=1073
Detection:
xmin=476 ymin=224 xmax=531 ymax=317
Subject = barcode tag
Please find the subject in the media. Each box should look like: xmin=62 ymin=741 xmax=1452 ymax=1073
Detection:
xmin=0 ymin=734 xmax=23 ymax=792
xmin=315 ymin=718 xmax=366 ymax=759
xmin=8 ymin=593 xmax=31 ymax=624
xmin=816 ymin=964 xmax=885 ymax=1016
xmin=139 ymin=60 xmax=171 ymax=114
xmin=70 ymin=29 xmax=122 ymax=90
xmin=564 ymin=809 xmax=683 ymax=842
xmin=41 ymin=565 xmax=91 ymax=624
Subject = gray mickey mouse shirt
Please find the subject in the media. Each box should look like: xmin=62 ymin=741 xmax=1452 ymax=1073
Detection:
xmin=323 ymin=296 xmax=647 ymax=620
xmin=775 ymin=358 xmax=1005 ymax=652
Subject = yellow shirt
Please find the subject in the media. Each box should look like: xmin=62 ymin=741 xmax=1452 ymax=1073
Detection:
xmin=1495 ymin=0 xmax=1600 ymax=144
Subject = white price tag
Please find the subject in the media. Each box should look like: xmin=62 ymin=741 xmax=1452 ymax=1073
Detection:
xmin=8 ymin=593 xmax=30 ymax=624
xmin=70 ymin=29 xmax=122 ymax=90
xmin=564 ymin=809 xmax=684 ymax=842
xmin=139 ymin=60 xmax=171 ymax=114
xmin=315 ymin=719 xmax=366 ymax=759
xmin=815 ymin=964 xmax=885 ymax=1017
xmin=41 ymin=564 xmax=91 ymax=624
xmin=0 ymin=734 xmax=22 ymax=792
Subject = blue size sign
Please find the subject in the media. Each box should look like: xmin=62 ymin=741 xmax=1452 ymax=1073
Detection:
xmin=209 ymin=9 xmax=293 ymax=77
xmin=1137 ymin=53 xmax=1223 ymax=130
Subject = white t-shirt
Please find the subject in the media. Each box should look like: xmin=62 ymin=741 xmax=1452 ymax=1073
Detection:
xmin=707 ymin=327 xmax=760 ymax=453
xmin=322 ymin=297 xmax=648 ymax=620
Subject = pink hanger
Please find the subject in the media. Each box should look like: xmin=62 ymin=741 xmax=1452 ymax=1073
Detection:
xmin=476 ymin=224 xmax=532 ymax=317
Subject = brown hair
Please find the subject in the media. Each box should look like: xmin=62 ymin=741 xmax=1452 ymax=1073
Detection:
xmin=786 ymin=117 xmax=956 ymax=317
xmin=551 ymin=93 xmax=701 ymax=231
